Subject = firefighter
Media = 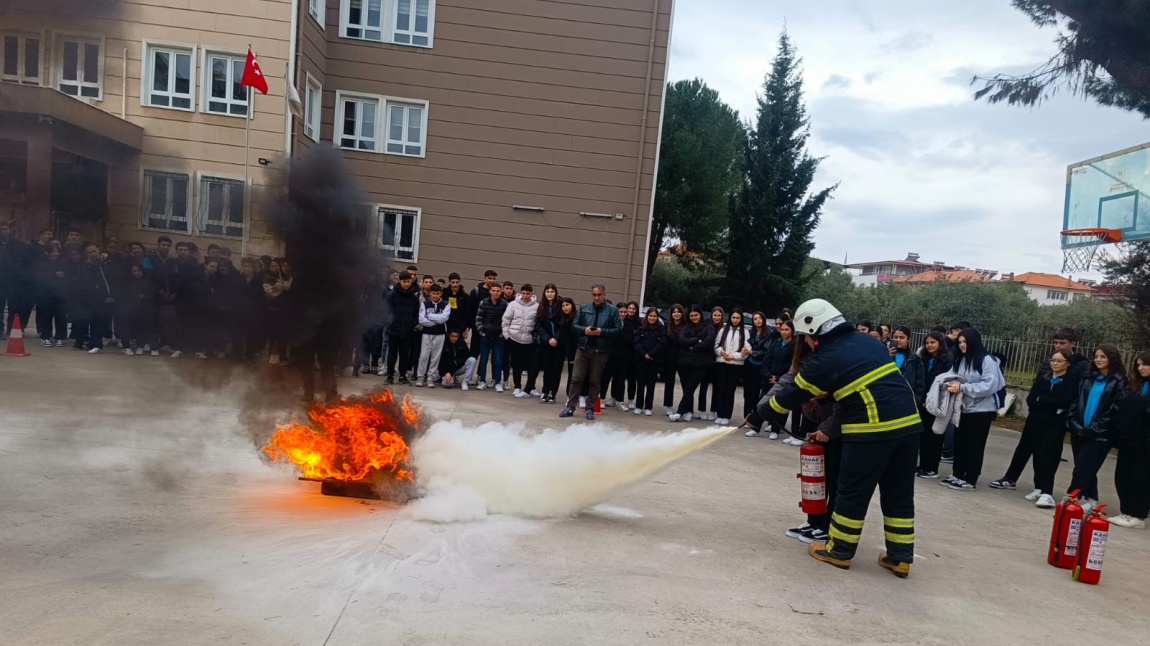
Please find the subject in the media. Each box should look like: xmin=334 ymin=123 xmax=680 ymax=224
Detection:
xmin=754 ymin=299 xmax=921 ymax=578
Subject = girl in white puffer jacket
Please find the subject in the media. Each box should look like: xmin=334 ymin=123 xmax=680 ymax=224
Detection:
xmin=502 ymin=284 xmax=539 ymax=397
xmin=712 ymin=308 xmax=751 ymax=426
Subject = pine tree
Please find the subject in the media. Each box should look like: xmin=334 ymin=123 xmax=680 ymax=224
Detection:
xmin=722 ymin=31 xmax=836 ymax=312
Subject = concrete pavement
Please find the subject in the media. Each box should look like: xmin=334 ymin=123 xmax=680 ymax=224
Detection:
xmin=2 ymin=348 xmax=1148 ymax=645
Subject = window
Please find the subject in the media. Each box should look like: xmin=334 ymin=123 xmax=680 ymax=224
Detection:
xmin=204 ymin=52 xmax=248 ymax=116
xmin=304 ymin=76 xmax=321 ymax=141
xmin=144 ymin=44 xmax=194 ymax=110
xmin=1073 ymin=292 xmax=1088 ymax=301
xmin=56 ymin=36 xmax=101 ymax=98
xmin=309 ymin=0 xmax=325 ymax=25
xmin=339 ymin=95 xmax=378 ymax=150
xmin=1 ymin=33 xmax=41 ymax=85
xmin=340 ymin=0 xmax=434 ymax=47
xmin=198 ymin=175 xmax=245 ymax=237
xmin=377 ymin=206 xmax=419 ymax=260
xmin=1046 ymin=290 xmax=1068 ymax=302
xmin=140 ymin=170 xmax=190 ymax=232
xmin=386 ymin=102 xmax=423 ymax=155
xmin=336 ymin=92 xmax=427 ymax=157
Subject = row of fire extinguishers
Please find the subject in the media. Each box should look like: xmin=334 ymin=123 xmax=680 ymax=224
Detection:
xmin=797 ymin=446 xmax=1110 ymax=584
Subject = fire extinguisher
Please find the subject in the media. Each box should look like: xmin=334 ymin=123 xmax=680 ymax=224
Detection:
xmin=797 ymin=442 xmax=827 ymax=515
xmin=1073 ymin=504 xmax=1110 ymax=585
xmin=1047 ymin=489 xmax=1084 ymax=569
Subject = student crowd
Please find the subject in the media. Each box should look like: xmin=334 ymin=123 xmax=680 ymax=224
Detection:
xmin=1 ymin=225 xmax=1146 ymax=533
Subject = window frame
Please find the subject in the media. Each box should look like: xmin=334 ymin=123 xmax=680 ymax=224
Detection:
xmin=375 ymin=204 xmax=421 ymax=261
xmin=139 ymin=169 xmax=193 ymax=234
xmin=1 ymin=31 xmax=44 ymax=85
xmin=335 ymin=90 xmax=428 ymax=158
xmin=54 ymin=33 xmax=104 ymax=100
xmin=309 ymin=0 xmax=326 ymax=26
xmin=385 ymin=100 xmax=425 ymax=156
xmin=196 ymin=172 xmax=247 ymax=239
xmin=1045 ymin=289 xmax=1068 ymax=302
xmin=141 ymin=40 xmax=196 ymax=112
xmin=304 ymin=73 xmax=322 ymax=142
xmin=200 ymin=49 xmax=250 ymax=118
xmin=339 ymin=0 xmax=435 ymax=47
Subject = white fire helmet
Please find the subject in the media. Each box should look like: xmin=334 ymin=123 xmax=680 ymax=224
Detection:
xmin=792 ymin=298 xmax=844 ymax=336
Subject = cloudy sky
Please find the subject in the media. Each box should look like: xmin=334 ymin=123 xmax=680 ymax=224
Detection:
xmin=667 ymin=0 xmax=1147 ymax=276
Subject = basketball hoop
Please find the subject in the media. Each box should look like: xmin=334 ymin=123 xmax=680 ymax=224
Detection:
xmin=1060 ymin=228 xmax=1123 ymax=273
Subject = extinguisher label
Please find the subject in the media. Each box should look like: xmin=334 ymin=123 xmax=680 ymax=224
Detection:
xmin=1066 ymin=518 xmax=1082 ymax=557
xmin=1086 ymin=530 xmax=1107 ymax=570
xmin=800 ymin=455 xmax=825 ymax=477
xmin=801 ymin=481 xmax=826 ymax=500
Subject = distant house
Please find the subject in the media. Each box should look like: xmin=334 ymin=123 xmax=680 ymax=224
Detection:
xmin=1009 ymin=272 xmax=1095 ymax=306
xmin=895 ymin=269 xmax=998 ymax=284
xmin=845 ymin=253 xmax=952 ymax=286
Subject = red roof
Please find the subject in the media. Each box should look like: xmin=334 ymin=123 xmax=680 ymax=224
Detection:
xmin=1011 ymin=272 xmax=1094 ymax=292
xmin=895 ymin=269 xmax=994 ymax=284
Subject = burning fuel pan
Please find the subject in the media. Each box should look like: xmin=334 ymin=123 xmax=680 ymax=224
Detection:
xmin=299 ymin=477 xmax=397 ymax=500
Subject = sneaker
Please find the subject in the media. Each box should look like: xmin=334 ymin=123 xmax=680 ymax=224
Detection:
xmin=948 ymin=479 xmax=975 ymax=491
xmin=88 ymin=347 xmax=102 ymax=354
xmin=143 ymin=344 xmax=152 ymax=353
xmin=194 ymin=352 xmax=208 ymax=360
xmin=530 ymin=390 xmax=542 ymax=397
xmin=123 ymin=348 xmax=134 ymax=356
xmin=427 ymin=379 xmax=437 ymax=389
xmin=55 ymin=340 xmax=65 ymax=347
xmin=560 ymin=408 xmax=574 ymax=418
xmin=495 ymin=383 xmax=504 ymax=393
xmin=940 ymin=454 xmax=954 ymax=464
xmin=40 ymin=339 xmax=52 ymax=347
xmin=1035 ymin=494 xmax=1056 ymax=509
xmin=415 ymin=378 xmax=426 ymax=387
xmin=398 ymin=377 xmax=412 ymax=386
xmin=477 ymin=381 xmax=487 ymax=390
xmin=1024 ymin=489 xmax=1043 ymax=502
xmin=669 ymin=413 xmax=682 ymax=422
xmin=461 ymin=381 xmax=470 ymax=392
xmin=785 ymin=522 xmax=813 ymax=541
xmin=939 ymin=475 xmax=958 ymax=486
xmin=716 ymin=418 xmax=730 ymax=426
xmin=988 ymin=478 xmax=1016 ymax=490
xmin=134 ymin=348 xmax=144 ymax=355
xmin=783 ymin=437 xmax=805 ymax=446
xmin=171 ymin=350 xmax=183 ymax=359
xmin=1080 ymin=500 xmax=1096 ymax=515
xmin=708 ymin=412 xmax=717 ymax=421
xmin=617 ymin=401 xmax=629 ymax=412
xmin=916 ymin=470 xmax=940 ymax=479
xmin=150 ymin=350 xmax=159 ymax=357
xmin=1121 ymin=516 xmax=1145 ymax=529
xmin=681 ymin=413 xmax=693 ymax=422
xmin=585 ymin=409 xmax=595 ymax=421
xmin=604 ymin=398 xmax=618 ymax=407
xmin=578 ymin=396 xmax=587 ymax=409
xmin=744 ymin=429 xmax=760 ymax=437
xmin=808 ymin=541 xmax=851 ymax=570
xmin=512 ymin=388 xmax=523 ymax=397
xmin=878 ymin=552 xmax=911 ymax=579
xmin=515 ymin=390 xmax=530 ymax=399
xmin=384 ymin=376 xmax=395 ymax=386
xmin=633 ymin=408 xmax=643 ymax=415
xmin=376 ymin=367 xmax=388 ymax=376
xmin=644 ymin=409 xmax=652 ymax=416
xmin=666 ymin=407 xmax=674 ymax=416
xmin=809 ymin=528 xmax=829 ymax=542
xmin=503 ymin=379 xmax=511 ymax=390
xmin=768 ymin=432 xmax=779 ymax=440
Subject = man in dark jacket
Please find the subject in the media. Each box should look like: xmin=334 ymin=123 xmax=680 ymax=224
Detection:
xmin=444 ymin=272 xmax=470 ymax=337
xmin=474 ymin=283 xmax=509 ymax=390
xmin=468 ymin=269 xmax=499 ymax=360
xmin=560 ymin=284 xmax=623 ymax=420
xmin=80 ymin=242 xmax=116 ymax=354
xmin=756 ymin=298 xmax=921 ymax=579
xmin=385 ymin=270 xmax=421 ymax=385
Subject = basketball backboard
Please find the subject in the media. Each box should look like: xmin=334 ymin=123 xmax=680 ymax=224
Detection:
xmin=1063 ymin=142 xmax=1150 ymax=248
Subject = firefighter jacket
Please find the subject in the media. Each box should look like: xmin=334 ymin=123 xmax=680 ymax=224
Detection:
xmin=761 ymin=322 xmax=922 ymax=442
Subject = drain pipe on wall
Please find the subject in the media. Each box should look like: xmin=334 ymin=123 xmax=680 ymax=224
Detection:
xmin=284 ymin=0 xmax=301 ymax=156
xmin=622 ymin=0 xmax=660 ymax=302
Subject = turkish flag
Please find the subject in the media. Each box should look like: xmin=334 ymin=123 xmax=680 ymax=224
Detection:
xmin=240 ymin=48 xmax=268 ymax=95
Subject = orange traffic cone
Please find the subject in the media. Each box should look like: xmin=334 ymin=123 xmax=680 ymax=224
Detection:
xmin=3 ymin=314 xmax=31 ymax=357
xmin=594 ymin=396 xmax=604 ymax=415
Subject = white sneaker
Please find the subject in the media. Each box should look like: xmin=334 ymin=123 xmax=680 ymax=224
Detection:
xmin=150 ymin=350 xmax=159 ymax=357
xmin=477 ymin=381 xmax=487 ymax=390
xmin=530 ymin=390 xmax=542 ymax=397
xmin=707 ymin=412 xmax=717 ymax=421
xmin=143 ymin=344 xmax=151 ymax=353
xmin=745 ymin=429 xmax=760 ymax=437
xmin=171 ymin=350 xmax=183 ymax=359
xmin=681 ymin=413 xmax=693 ymax=422
xmin=376 ymin=366 xmax=387 ymax=376
xmin=123 ymin=348 xmax=134 ymax=356
xmin=604 ymin=398 xmax=618 ymax=407
xmin=1035 ymin=494 xmax=1057 ymax=509
xmin=134 ymin=348 xmax=144 ymax=355
xmin=512 ymin=388 xmax=524 ymax=397
xmin=627 ymin=399 xmax=635 ymax=409
xmin=666 ymin=407 xmax=674 ymax=416
xmin=644 ymin=409 xmax=652 ymax=416
xmin=633 ymin=408 xmax=643 ymax=415
xmin=669 ymin=413 xmax=682 ymax=422
xmin=1110 ymin=514 xmax=1133 ymax=527
xmin=461 ymin=381 xmax=470 ymax=391
xmin=716 ymin=418 xmax=730 ymax=425
xmin=415 ymin=378 xmax=426 ymax=387
xmin=194 ymin=352 xmax=208 ymax=360
xmin=1024 ymin=489 xmax=1043 ymax=502
xmin=88 ymin=347 xmax=102 ymax=354
xmin=617 ymin=401 xmax=629 ymax=411
xmin=495 ymin=383 xmax=504 ymax=393
xmin=768 ymin=432 xmax=779 ymax=440
xmin=1080 ymin=500 xmax=1096 ymax=515
xmin=578 ymin=396 xmax=587 ymax=409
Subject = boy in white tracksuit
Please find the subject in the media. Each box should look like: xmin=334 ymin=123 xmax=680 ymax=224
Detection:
xmin=415 ymin=284 xmax=451 ymax=387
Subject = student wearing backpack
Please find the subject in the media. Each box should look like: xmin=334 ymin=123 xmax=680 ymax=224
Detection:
xmin=941 ymin=328 xmax=1006 ymax=491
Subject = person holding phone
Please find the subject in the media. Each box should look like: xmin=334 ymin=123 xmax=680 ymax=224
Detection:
xmin=560 ymin=284 xmax=622 ymax=420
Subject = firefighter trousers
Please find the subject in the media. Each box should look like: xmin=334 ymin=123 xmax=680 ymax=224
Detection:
xmin=827 ymin=433 xmax=920 ymax=563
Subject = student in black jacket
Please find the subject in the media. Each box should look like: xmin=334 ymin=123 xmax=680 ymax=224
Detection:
xmin=525 ymin=283 xmax=560 ymax=397
xmin=1067 ymin=345 xmax=1128 ymax=508
xmin=438 ymin=330 xmax=477 ymax=390
xmin=662 ymin=304 xmax=685 ymax=416
xmin=890 ymin=326 xmax=926 ymax=405
xmin=915 ymin=331 xmax=953 ymax=479
xmin=531 ymin=285 xmax=568 ymax=404
xmin=386 ymin=271 xmax=422 ymax=385
xmin=601 ymin=302 xmax=634 ymax=411
xmin=119 ymin=263 xmax=158 ymax=355
xmin=1111 ymin=352 xmax=1150 ymax=528
xmin=988 ymin=349 xmax=1080 ymax=506
xmin=670 ymin=305 xmax=717 ymax=422
xmin=744 ymin=311 xmax=771 ymax=418
xmin=632 ymin=307 xmax=666 ymax=416
xmin=35 ymin=248 xmax=67 ymax=347
xmin=759 ymin=319 xmax=797 ymax=440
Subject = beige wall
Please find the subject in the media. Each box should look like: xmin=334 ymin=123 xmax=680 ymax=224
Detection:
xmin=290 ymin=0 xmax=671 ymax=301
xmin=1 ymin=0 xmax=293 ymax=254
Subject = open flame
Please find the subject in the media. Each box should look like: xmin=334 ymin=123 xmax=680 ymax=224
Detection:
xmin=262 ymin=388 xmax=422 ymax=483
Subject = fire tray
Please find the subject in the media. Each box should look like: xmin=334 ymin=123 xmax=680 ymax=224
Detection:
xmin=299 ymin=477 xmax=385 ymax=500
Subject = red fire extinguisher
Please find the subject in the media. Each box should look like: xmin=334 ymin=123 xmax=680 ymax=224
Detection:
xmin=1073 ymin=504 xmax=1109 ymax=585
xmin=1047 ymin=489 xmax=1084 ymax=569
xmin=797 ymin=442 xmax=827 ymax=515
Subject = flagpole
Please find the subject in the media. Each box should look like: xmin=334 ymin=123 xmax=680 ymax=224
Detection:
xmin=242 ymin=60 xmax=253 ymax=259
